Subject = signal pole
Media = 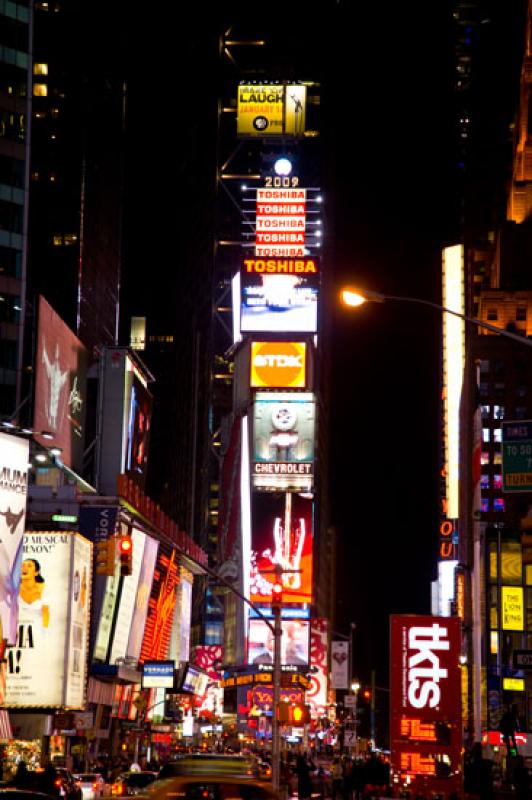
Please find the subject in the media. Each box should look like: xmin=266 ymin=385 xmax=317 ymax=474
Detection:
xmin=272 ymin=578 xmax=282 ymax=792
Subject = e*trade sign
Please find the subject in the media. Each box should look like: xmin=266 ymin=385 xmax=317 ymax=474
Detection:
xmin=250 ymin=342 xmax=306 ymax=389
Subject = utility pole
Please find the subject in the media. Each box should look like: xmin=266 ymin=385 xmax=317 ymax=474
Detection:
xmin=271 ymin=575 xmax=282 ymax=792
xmin=370 ymin=669 xmax=376 ymax=747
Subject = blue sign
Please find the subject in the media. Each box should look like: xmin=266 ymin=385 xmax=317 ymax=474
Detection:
xmin=142 ymin=660 xmax=175 ymax=689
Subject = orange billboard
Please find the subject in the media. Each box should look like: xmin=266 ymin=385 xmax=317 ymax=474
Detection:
xmin=250 ymin=341 xmax=306 ymax=388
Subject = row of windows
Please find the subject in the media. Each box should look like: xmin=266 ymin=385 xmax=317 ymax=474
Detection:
xmin=0 ymin=294 xmax=21 ymax=323
xmin=481 ymin=452 xmax=502 ymax=465
xmin=480 ymin=382 xmax=528 ymax=399
xmin=486 ymin=307 xmax=527 ymax=321
xmin=0 ymin=61 xmax=27 ymax=97
xmin=481 ymin=497 xmax=505 ymax=513
xmin=0 ymin=198 xmax=23 ymax=233
xmin=483 ymin=428 xmax=502 ymax=443
xmin=0 ymin=244 xmax=21 ymax=278
xmin=481 ymin=405 xmax=505 ymax=420
xmin=480 ymin=359 xmax=529 ymax=374
xmin=0 ymin=154 xmax=24 ymax=189
xmin=0 ymin=110 xmax=25 ymax=143
xmin=480 ymin=473 xmax=503 ymax=490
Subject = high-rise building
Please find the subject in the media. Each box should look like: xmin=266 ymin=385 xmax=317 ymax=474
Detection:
xmin=0 ymin=0 xmax=32 ymax=417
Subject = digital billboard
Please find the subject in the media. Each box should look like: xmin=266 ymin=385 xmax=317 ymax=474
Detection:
xmin=241 ymin=258 xmax=319 ymax=333
xmin=250 ymin=342 xmax=307 ymax=389
xmin=250 ymin=492 xmax=313 ymax=604
xmin=253 ymin=392 xmax=315 ymax=491
xmin=390 ymin=615 xmax=462 ymax=794
xmin=97 ymin=348 xmax=153 ymax=496
xmin=237 ymin=84 xmax=306 ymax=137
xmin=33 ymin=296 xmax=88 ymax=472
xmin=5 ymin=532 xmax=92 ymax=708
xmin=248 ymin=618 xmax=309 ymax=666
xmin=0 ymin=433 xmax=28 ymax=646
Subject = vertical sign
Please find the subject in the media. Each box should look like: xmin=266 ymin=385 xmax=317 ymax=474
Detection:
xmin=502 ymin=421 xmax=532 ymax=492
xmin=0 ymin=434 xmax=28 ymax=645
xmin=307 ymin=618 xmax=329 ymax=717
xmin=390 ymin=615 xmax=462 ymax=797
xmin=331 ymin=641 xmax=349 ymax=689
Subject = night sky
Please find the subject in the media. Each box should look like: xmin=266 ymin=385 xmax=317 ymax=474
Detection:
xmin=326 ymin=0 xmax=526 ymax=689
xmin=121 ymin=0 xmax=526 ymax=689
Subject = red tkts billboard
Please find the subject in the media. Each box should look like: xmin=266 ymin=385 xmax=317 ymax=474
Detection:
xmin=390 ymin=615 xmax=462 ymax=797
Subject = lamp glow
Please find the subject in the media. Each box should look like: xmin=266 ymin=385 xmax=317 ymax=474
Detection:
xmin=274 ymin=157 xmax=292 ymax=176
xmin=341 ymin=289 xmax=367 ymax=308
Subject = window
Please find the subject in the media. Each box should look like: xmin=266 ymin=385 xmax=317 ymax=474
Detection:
xmin=481 ymin=474 xmax=490 ymax=489
xmin=482 ymin=428 xmax=490 ymax=443
xmin=493 ymin=473 xmax=503 ymax=490
xmin=526 ymin=565 xmax=532 ymax=586
xmin=495 ymin=382 xmax=505 ymax=399
xmin=480 ymin=382 xmax=489 ymax=397
xmin=493 ymin=405 xmax=505 ymax=420
xmin=33 ymin=63 xmax=48 ymax=76
xmin=501 ymin=541 xmax=521 ymax=582
xmin=494 ymin=452 xmax=502 ymax=465
xmin=33 ymin=83 xmax=48 ymax=97
xmin=517 ymin=384 xmax=527 ymax=398
xmin=516 ymin=306 xmax=527 ymax=321
xmin=516 ymin=406 xmax=527 ymax=419
xmin=481 ymin=451 xmax=490 ymax=465
xmin=481 ymin=405 xmax=490 ymax=419
xmin=493 ymin=497 xmax=506 ymax=512
xmin=490 ymin=631 xmax=498 ymax=655
xmin=493 ymin=428 xmax=502 ymax=443
xmin=487 ymin=309 xmax=498 ymax=321
xmin=480 ymin=359 xmax=490 ymax=373
xmin=481 ymin=498 xmax=489 ymax=513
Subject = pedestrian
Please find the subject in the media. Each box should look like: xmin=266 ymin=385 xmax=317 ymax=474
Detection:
xmin=498 ymin=704 xmax=520 ymax=757
xmin=331 ymin=756 xmax=343 ymax=800
xmin=512 ymin=755 xmax=530 ymax=800
xmin=296 ymin=754 xmax=313 ymax=800
xmin=13 ymin=761 xmax=31 ymax=790
xmin=463 ymin=742 xmax=494 ymax=800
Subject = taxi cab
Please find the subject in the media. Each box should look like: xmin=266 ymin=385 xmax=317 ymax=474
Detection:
xmin=146 ymin=755 xmax=278 ymax=800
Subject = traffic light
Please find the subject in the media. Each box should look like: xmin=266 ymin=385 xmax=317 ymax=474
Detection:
xmin=278 ymin=702 xmax=311 ymax=725
xmin=95 ymin=538 xmax=115 ymax=576
xmin=362 ymin=688 xmax=372 ymax=702
xmin=271 ymin=581 xmax=283 ymax=608
xmin=118 ymin=534 xmax=133 ymax=576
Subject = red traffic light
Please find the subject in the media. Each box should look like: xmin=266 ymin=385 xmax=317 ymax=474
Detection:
xmin=119 ymin=536 xmax=132 ymax=553
xmin=271 ymin=582 xmax=283 ymax=607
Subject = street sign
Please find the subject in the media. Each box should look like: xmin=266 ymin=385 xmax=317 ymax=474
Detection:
xmin=513 ymin=650 xmax=532 ymax=669
xmin=502 ymin=421 xmax=532 ymax=492
xmin=344 ymin=695 xmax=356 ymax=708
xmin=344 ymin=730 xmax=357 ymax=747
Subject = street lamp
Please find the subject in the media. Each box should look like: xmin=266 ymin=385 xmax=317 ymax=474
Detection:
xmin=350 ymin=681 xmax=360 ymax=756
xmin=340 ymin=287 xmax=532 ymax=347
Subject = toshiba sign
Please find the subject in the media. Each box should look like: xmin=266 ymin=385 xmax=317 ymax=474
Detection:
xmin=250 ymin=342 xmax=306 ymax=388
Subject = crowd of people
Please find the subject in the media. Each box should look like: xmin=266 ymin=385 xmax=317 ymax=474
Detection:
xmin=279 ymin=751 xmax=390 ymax=800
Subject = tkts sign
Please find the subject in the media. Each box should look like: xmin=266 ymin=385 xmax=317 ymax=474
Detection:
xmin=390 ymin=616 xmax=462 ymax=796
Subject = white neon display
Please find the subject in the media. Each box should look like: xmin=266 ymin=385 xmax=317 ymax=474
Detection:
xmin=442 ymin=245 xmax=464 ymax=520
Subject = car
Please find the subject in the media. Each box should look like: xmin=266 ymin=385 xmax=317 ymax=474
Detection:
xmin=55 ymin=769 xmax=82 ymax=800
xmin=111 ymin=773 xmax=158 ymax=797
xmin=157 ymin=755 xmax=260 ymax=780
xmin=73 ymin=774 xmax=105 ymax=800
xmin=142 ymin=775 xmax=278 ymax=800
xmin=0 ymin=792 xmax=58 ymax=800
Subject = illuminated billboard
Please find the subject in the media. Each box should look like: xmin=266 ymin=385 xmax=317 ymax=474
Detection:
xmin=140 ymin=542 xmax=180 ymax=663
xmin=97 ymin=348 xmax=153 ymax=495
xmin=250 ymin=342 xmax=307 ymax=389
xmin=441 ymin=246 xmax=464 ymax=520
xmin=0 ymin=433 xmax=28 ymax=646
xmin=5 ymin=532 xmax=92 ymax=708
xmin=237 ymin=84 xmax=306 ymax=137
xmin=248 ymin=618 xmax=309 ymax=666
xmin=241 ymin=258 xmax=319 ymax=333
xmin=253 ymin=392 xmax=315 ymax=491
xmin=307 ymin=618 xmax=329 ymax=717
xmin=501 ymin=586 xmax=524 ymax=630
xmin=250 ymin=492 xmax=313 ymax=604
xmin=390 ymin=615 xmax=462 ymax=793
xmin=255 ymin=188 xmax=306 ymax=257
xmin=33 ymin=296 xmax=88 ymax=472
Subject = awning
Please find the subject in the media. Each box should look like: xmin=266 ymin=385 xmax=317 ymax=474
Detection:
xmin=0 ymin=710 xmax=12 ymax=740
